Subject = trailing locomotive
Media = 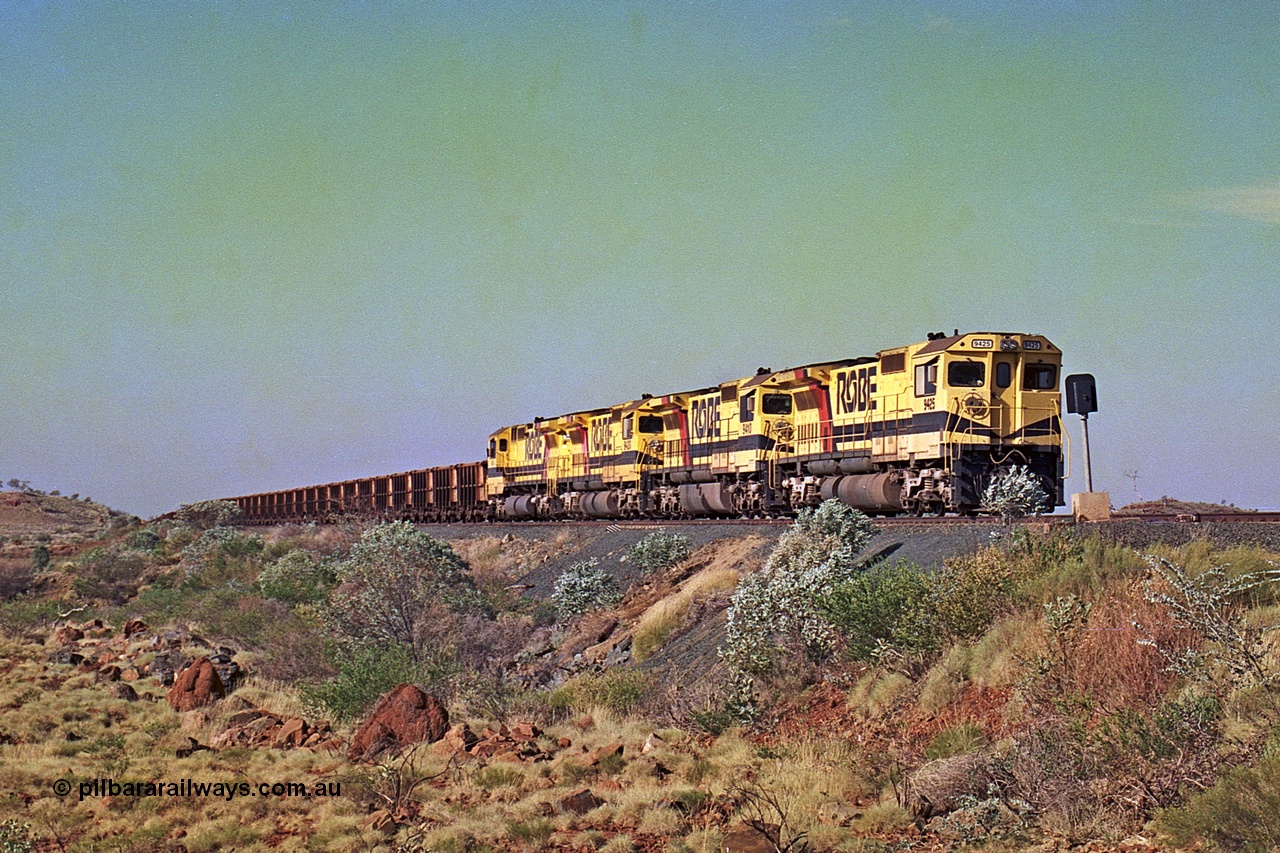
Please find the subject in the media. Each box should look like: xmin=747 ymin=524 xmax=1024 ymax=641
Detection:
xmin=488 ymin=331 xmax=1062 ymax=520
xmin=227 ymin=331 xmax=1064 ymax=524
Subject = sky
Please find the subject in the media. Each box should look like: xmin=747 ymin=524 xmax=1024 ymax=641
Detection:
xmin=2 ymin=1 xmax=1278 ymax=517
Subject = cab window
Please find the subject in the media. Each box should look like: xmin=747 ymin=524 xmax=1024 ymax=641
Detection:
xmin=995 ymin=362 xmax=1012 ymax=388
xmin=762 ymin=393 xmax=792 ymax=415
xmin=948 ymin=361 xmax=985 ymax=387
xmin=739 ymin=391 xmax=756 ymax=423
xmin=498 ymin=438 xmax=509 ymax=452
xmin=488 ymin=439 xmax=496 ymax=458
xmin=1023 ymin=364 xmax=1057 ymax=390
xmin=637 ymin=415 xmax=664 ymax=434
xmin=622 ymin=417 xmax=633 ymax=440
xmin=915 ymin=359 xmax=938 ymax=396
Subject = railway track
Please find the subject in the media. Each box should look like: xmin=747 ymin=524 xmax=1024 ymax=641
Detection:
xmin=1107 ymin=512 xmax=1280 ymax=524
xmin=436 ymin=512 xmax=1280 ymax=531
xmin=234 ymin=510 xmax=1280 ymax=529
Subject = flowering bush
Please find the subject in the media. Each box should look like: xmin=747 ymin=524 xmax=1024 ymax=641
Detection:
xmin=552 ymin=558 xmax=622 ymax=619
xmin=980 ymin=465 xmax=1050 ymax=520
xmin=173 ymin=499 xmax=243 ymax=529
xmin=722 ymin=501 xmax=876 ymax=683
xmin=626 ymin=530 xmax=691 ymax=574
xmin=257 ymin=549 xmax=337 ymax=605
xmin=1134 ymin=554 xmax=1280 ymax=692
xmin=180 ymin=527 xmax=263 ymax=578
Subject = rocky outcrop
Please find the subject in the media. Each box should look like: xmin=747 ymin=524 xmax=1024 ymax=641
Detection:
xmin=43 ymin=619 xmax=248 ymax=701
xmin=210 ymin=709 xmax=339 ymax=752
xmin=166 ymin=657 xmax=225 ymax=712
xmin=347 ymin=684 xmax=449 ymax=762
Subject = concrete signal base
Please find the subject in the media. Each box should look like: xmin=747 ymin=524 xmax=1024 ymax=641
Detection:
xmin=1072 ymin=492 xmax=1112 ymax=522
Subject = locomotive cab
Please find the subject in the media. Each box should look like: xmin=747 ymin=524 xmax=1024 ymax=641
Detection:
xmin=912 ymin=333 xmax=1063 ymax=510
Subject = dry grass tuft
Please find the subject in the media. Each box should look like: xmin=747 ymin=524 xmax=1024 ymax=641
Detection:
xmin=632 ymin=567 xmax=739 ymax=662
xmin=846 ymin=669 xmax=911 ymax=718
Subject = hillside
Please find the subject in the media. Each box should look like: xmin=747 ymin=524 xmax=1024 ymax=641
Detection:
xmin=0 ymin=504 xmax=1278 ymax=851
xmin=0 ymin=490 xmax=127 ymax=537
xmin=1116 ymin=498 xmax=1258 ymax=516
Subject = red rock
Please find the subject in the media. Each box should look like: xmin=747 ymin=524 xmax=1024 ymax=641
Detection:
xmin=226 ymin=709 xmax=270 ymax=728
xmin=120 ymin=666 xmax=141 ymax=682
xmin=555 ymin=788 xmax=603 ymax=816
xmin=588 ymin=742 xmax=624 ymax=766
xmin=241 ymin=715 xmax=282 ymax=741
xmin=273 ymin=717 xmax=308 ymax=748
xmin=109 ymin=683 xmax=139 ymax=702
xmin=347 ymin=684 xmax=449 ymax=763
xmin=510 ymin=722 xmax=542 ymax=742
xmin=470 ymin=738 xmax=505 ymax=758
xmin=53 ymin=625 xmax=84 ymax=645
xmin=362 ymin=810 xmax=396 ymax=834
xmin=432 ymin=723 xmax=480 ymax=757
xmin=122 ymin=619 xmax=149 ymax=638
xmin=166 ymin=657 xmax=225 ymax=712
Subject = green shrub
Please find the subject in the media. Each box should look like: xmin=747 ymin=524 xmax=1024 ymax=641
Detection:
xmin=1156 ymin=752 xmax=1280 ymax=851
xmin=257 ymin=549 xmax=336 ymax=605
xmin=0 ymin=598 xmax=62 ymax=638
xmin=626 ymin=530 xmax=691 ymax=574
xmin=927 ymin=549 xmax=1023 ymax=644
xmin=820 ymin=559 xmax=933 ymax=661
xmin=180 ymin=527 xmax=263 ymax=581
xmin=552 ymin=558 xmax=622 ymax=619
xmin=1135 ymin=554 xmax=1280 ymax=692
xmin=72 ymin=547 xmax=146 ymax=605
xmin=925 ymin=722 xmax=986 ymax=760
xmin=302 ymin=643 xmax=459 ymax=723
xmin=505 ymin=818 xmax=553 ymax=844
xmin=172 ymin=499 xmax=243 ymax=529
xmin=476 ymin=766 xmax=524 ymax=790
xmin=0 ymin=819 xmax=34 ymax=853
xmin=29 ymin=545 xmax=49 ymax=571
xmin=552 ymin=669 xmax=654 ymax=716
xmin=124 ymin=529 xmax=162 ymax=552
xmin=980 ymin=464 xmax=1050 ymax=520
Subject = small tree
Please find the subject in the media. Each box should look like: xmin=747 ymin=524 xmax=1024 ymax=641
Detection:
xmin=980 ymin=465 xmax=1050 ymax=521
xmin=552 ymin=558 xmax=622 ymax=619
xmin=325 ymin=521 xmax=487 ymax=663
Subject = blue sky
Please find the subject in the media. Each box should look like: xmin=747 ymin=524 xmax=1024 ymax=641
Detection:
xmin=2 ymin=1 xmax=1278 ymax=515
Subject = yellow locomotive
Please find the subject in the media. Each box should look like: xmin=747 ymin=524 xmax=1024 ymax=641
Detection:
xmin=487 ymin=331 xmax=1063 ymax=518
xmin=227 ymin=330 xmax=1063 ymax=524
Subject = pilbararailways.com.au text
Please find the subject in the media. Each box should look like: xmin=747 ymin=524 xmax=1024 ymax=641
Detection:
xmin=54 ymin=778 xmax=342 ymax=802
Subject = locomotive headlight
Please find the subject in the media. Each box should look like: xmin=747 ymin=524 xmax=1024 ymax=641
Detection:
xmin=1000 ymin=338 xmax=1019 ymax=351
